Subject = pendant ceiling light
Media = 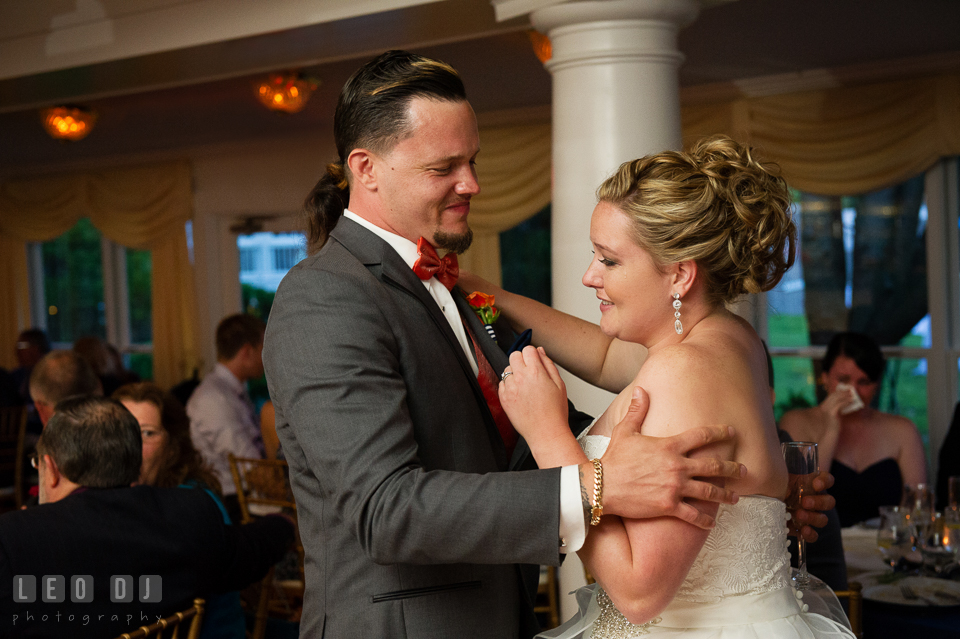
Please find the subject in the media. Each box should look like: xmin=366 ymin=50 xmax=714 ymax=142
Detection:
xmin=40 ymin=105 xmax=97 ymax=141
xmin=256 ymin=72 xmax=319 ymax=114
xmin=527 ymin=30 xmax=552 ymax=64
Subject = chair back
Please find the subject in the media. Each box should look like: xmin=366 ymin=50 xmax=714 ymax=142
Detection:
xmin=833 ymin=581 xmax=862 ymax=638
xmin=534 ymin=565 xmax=560 ymax=629
xmin=0 ymin=405 xmax=27 ymax=509
xmin=227 ymin=455 xmax=296 ymax=524
xmin=115 ymin=598 xmax=205 ymax=639
xmin=228 ymin=455 xmax=302 ymax=639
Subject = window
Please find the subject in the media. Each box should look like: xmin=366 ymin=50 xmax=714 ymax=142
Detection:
xmin=29 ymin=218 xmax=154 ymax=379
xmin=237 ymin=230 xmax=307 ymax=406
xmin=237 ymin=232 xmax=307 ymax=321
xmin=500 ymin=205 xmax=552 ymax=306
xmin=273 ymin=246 xmax=302 ymax=271
xmin=239 ymin=247 xmax=258 ymax=273
xmin=764 ymin=163 xmax=960 ymax=465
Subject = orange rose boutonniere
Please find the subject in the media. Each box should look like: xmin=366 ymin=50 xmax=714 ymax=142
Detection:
xmin=466 ymin=291 xmax=501 ymax=343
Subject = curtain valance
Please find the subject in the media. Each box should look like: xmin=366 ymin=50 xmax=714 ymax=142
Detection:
xmin=0 ymin=161 xmax=198 ymax=388
xmin=682 ymin=72 xmax=960 ymax=196
xmin=459 ymin=123 xmax=552 ymax=285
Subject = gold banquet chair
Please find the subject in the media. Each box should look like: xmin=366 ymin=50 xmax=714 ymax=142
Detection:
xmin=0 ymin=405 xmax=27 ymax=510
xmin=228 ymin=455 xmax=303 ymax=639
xmin=833 ymin=582 xmax=863 ymax=639
xmin=114 ymin=598 xmax=205 ymax=639
xmin=535 ymin=566 xmax=561 ymax=630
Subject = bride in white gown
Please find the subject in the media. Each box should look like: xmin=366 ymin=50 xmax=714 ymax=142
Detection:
xmin=466 ymin=136 xmax=855 ymax=638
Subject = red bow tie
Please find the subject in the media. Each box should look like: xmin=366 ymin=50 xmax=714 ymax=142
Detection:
xmin=412 ymin=237 xmax=459 ymax=291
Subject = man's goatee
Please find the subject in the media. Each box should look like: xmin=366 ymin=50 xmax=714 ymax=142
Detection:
xmin=434 ymin=228 xmax=473 ymax=255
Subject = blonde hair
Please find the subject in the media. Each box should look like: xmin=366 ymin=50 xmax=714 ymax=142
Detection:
xmin=597 ymin=135 xmax=796 ymax=306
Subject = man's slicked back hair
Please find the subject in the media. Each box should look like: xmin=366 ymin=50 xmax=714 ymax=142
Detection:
xmin=305 ymin=50 xmax=467 ymax=252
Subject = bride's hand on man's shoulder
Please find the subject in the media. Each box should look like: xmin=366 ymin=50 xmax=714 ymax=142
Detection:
xmin=498 ymin=346 xmax=568 ymax=440
xmin=600 ymin=386 xmax=746 ymax=529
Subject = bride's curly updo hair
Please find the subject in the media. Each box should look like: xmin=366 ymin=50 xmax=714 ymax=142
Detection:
xmin=597 ymin=135 xmax=796 ymax=306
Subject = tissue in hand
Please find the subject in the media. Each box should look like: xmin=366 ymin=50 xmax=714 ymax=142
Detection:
xmin=836 ymin=382 xmax=865 ymax=414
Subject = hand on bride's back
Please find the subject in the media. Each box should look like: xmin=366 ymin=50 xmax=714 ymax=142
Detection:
xmin=498 ymin=346 xmax=569 ymax=443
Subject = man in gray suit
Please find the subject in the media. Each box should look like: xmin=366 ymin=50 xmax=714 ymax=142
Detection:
xmin=263 ymin=50 xmax=745 ymax=638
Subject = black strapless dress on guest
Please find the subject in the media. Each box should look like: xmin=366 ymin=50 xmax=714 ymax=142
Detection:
xmin=829 ymin=458 xmax=903 ymax=528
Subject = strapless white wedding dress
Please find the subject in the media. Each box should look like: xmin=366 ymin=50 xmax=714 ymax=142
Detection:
xmin=539 ymin=432 xmax=855 ymax=639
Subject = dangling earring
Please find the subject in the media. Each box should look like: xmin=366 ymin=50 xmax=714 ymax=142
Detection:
xmin=672 ymin=293 xmax=683 ymax=335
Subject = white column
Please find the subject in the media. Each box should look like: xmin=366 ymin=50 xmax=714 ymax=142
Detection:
xmin=527 ymin=0 xmax=699 ymax=619
xmin=533 ymin=0 xmax=699 ymax=417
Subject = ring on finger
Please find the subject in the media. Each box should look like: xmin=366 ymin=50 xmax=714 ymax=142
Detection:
xmin=500 ymin=370 xmax=513 ymax=382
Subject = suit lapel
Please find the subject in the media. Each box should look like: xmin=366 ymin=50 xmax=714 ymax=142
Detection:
xmin=331 ymin=220 xmax=511 ymax=466
xmin=454 ymin=291 xmax=535 ymax=470
xmin=454 ymin=292 xmax=509 ymax=373
xmin=331 ymin=219 xmax=478 ymax=380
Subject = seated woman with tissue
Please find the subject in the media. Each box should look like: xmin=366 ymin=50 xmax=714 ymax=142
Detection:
xmin=780 ymin=332 xmax=928 ymax=527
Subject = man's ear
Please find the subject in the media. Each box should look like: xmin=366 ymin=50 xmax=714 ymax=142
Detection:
xmin=346 ymin=148 xmax=379 ymax=192
xmin=34 ymin=400 xmax=55 ymax=427
xmin=42 ymin=454 xmax=62 ymax=488
xmin=671 ymin=260 xmax=698 ymax=298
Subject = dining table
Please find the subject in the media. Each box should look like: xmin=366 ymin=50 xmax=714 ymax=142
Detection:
xmin=841 ymin=525 xmax=960 ymax=638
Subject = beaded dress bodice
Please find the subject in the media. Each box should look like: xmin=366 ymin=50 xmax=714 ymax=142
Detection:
xmin=577 ymin=433 xmax=793 ymax=636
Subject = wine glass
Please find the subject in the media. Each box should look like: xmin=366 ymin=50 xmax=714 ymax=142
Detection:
xmin=876 ymin=505 xmax=908 ymax=569
xmin=901 ymin=483 xmax=935 ymax=550
xmin=782 ymin=441 xmax=819 ymax=590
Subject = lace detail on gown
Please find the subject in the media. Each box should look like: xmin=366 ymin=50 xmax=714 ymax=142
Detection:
xmin=676 ymin=497 xmax=791 ymax=602
xmin=566 ymin=429 xmax=829 ymax=638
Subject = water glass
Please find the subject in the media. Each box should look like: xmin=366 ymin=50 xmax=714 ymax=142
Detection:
xmin=943 ymin=507 xmax=960 ymax=558
xmin=921 ymin=512 xmax=959 ymax=575
xmin=877 ymin=505 xmax=908 ymax=569
xmin=901 ymin=483 xmax=936 ymax=549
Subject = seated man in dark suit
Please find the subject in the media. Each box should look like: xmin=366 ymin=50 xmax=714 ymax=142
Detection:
xmin=17 ymin=350 xmax=102 ymax=507
xmin=0 ymin=395 xmax=294 ymax=639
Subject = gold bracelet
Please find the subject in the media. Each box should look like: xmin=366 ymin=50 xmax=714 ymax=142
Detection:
xmin=590 ymin=458 xmax=604 ymax=526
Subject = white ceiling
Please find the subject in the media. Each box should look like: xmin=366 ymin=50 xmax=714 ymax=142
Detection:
xmin=1 ymin=0 xmax=959 ymax=174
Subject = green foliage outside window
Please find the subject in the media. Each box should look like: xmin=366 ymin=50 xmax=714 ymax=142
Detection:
xmin=242 ymin=284 xmax=276 ymax=322
xmin=500 ymin=205 xmax=552 ymax=307
xmin=42 ymin=218 xmax=105 ymax=343
xmin=39 ymin=218 xmax=155 ymax=381
xmin=127 ymin=248 xmax=152 ymax=344
xmin=768 ymin=310 xmax=929 ymax=448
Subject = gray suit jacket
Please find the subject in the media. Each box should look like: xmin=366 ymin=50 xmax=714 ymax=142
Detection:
xmin=263 ymin=218 xmax=567 ymax=638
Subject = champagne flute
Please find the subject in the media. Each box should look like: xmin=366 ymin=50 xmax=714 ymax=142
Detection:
xmin=782 ymin=441 xmax=819 ymax=590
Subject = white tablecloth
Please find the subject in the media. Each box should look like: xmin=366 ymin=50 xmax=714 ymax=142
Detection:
xmin=841 ymin=526 xmax=887 ymax=578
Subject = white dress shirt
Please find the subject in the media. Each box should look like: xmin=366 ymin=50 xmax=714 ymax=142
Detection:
xmin=343 ymin=210 xmax=586 ymax=552
xmin=187 ymin=363 xmax=263 ymax=496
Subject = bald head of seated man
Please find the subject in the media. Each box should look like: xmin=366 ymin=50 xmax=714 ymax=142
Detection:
xmin=29 ymin=350 xmax=101 ymax=427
